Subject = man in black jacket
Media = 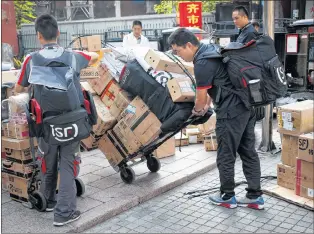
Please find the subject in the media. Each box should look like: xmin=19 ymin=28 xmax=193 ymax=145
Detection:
xmin=232 ymin=6 xmax=259 ymax=44
xmin=168 ymin=28 xmax=264 ymax=210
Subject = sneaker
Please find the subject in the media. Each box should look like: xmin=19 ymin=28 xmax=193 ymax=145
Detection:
xmin=237 ymin=196 xmax=264 ymax=210
xmin=53 ymin=211 xmax=81 ymax=226
xmin=46 ymin=201 xmax=57 ymax=212
xmin=208 ymin=192 xmax=237 ymax=209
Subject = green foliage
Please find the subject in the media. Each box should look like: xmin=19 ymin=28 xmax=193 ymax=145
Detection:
xmin=154 ymin=0 xmax=227 ymax=14
xmin=14 ymin=0 xmax=36 ymax=28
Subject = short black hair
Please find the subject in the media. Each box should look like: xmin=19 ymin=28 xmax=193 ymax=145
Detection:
xmin=133 ymin=20 xmax=142 ymax=28
xmin=233 ymin=6 xmax=249 ymax=18
xmin=252 ymin=21 xmax=260 ymax=27
xmin=168 ymin=28 xmax=200 ymax=47
xmin=35 ymin=14 xmax=58 ymax=40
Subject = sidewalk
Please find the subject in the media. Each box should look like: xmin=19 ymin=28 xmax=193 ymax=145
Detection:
xmin=1 ymin=142 xmax=217 ymax=233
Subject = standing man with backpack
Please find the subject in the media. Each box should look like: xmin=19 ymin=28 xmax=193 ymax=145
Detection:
xmin=168 ymin=28 xmax=264 ymax=209
xmin=15 ymin=14 xmax=98 ymax=226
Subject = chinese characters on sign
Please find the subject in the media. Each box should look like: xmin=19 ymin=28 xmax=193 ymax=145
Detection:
xmin=179 ymin=2 xmax=203 ymax=29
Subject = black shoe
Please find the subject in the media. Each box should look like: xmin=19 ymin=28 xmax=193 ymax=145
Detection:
xmin=53 ymin=211 xmax=81 ymax=226
xmin=46 ymin=201 xmax=57 ymax=212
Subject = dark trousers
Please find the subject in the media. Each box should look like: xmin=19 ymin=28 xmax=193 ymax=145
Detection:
xmin=216 ymin=108 xmax=262 ymax=199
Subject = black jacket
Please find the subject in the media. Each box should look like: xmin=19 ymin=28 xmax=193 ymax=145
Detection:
xmin=236 ymin=23 xmax=259 ymax=44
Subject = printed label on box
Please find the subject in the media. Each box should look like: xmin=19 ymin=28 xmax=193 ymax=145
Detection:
xmin=308 ymin=188 xmax=314 ymax=198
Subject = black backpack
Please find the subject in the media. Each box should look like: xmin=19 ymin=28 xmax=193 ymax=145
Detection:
xmin=198 ymin=36 xmax=287 ymax=108
xmin=26 ymin=50 xmax=97 ymax=145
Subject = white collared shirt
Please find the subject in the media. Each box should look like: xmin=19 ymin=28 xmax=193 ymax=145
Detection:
xmin=123 ymin=33 xmax=151 ymax=48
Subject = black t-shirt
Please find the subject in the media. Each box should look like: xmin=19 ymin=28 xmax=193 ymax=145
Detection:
xmin=236 ymin=23 xmax=258 ymax=44
xmin=193 ymin=43 xmax=247 ymax=119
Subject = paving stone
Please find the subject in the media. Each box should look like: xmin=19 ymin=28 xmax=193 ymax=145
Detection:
xmin=279 ymin=223 xmax=294 ymax=229
xmin=225 ymin=226 xmax=241 ymax=233
xmin=285 ymin=218 xmax=300 ymax=225
xmin=243 ymin=225 xmax=259 ymax=232
xmin=274 ymin=227 xmax=289 ymax=233
xmin=292 ymin=225 xmax=307 ymax=232
xmin=297 ymin=221 xmax=313 ymax=228
xmin=186 ymin=222 xmax=201 ymax=230
xmin=267 ymin=220 xmax=281 ymax=226
xmin=176 ymin=219 xmax=190 ymax=227
xmin=262 ymin=224 xmax=276 ymax=231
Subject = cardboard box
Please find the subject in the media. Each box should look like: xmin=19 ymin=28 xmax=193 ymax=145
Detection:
xmin=81 ymin=134 xmax=102 ymax=151
xmin=298 ymin=132 xmax=314 ymax=163
xmin=277 ymin=100 xmax=314 ymax=136
xmin=154 ymin=137 xmax=175 ymax=159
xmin=145 ymin=49 xmax=194 ymax=75
xmin=2 ymin=122 xmax=29 ymax=139
xmin=87 ymin=71 xmax=114 ymax=96
xmin=112 ymin=120 xmax=142 ymax=154
xmin=4 ymin=148 xmax=33 ymax=164
xmin=87 ymin=35 xmax=102 ymax=52
xmin=175 ymin=133 xmax=189 ymax=147
xmin=72 ymin=36 xmax=88 ymax=49
xmin=2 ymin=172 xmax=8 ymax=191
xmin=1 ymin=70 xmax=20 ymax=83
xmin=7 ymin=174 xmax=30 ymax=199
xmin=2 ymin=137 xmax=37 ymax=150
xmin=98 ymin=131 xmax=127 ymax=171
xmin=186 ymin=128 xmax=203 ymax=144
xmin=119 ymin=96 xmax=149 ymax=124
xmin=296 ymin=159 xmax=314 ymax=200
xmin=80 ymin=81 xmax=96 ymax=96
xmin=281 ymin=133 xmax=299 ymax=167
xmin=80 ymin=67 xmax=99 ymax=79
xmin=204 ymin=133 xmax=218 ymax=151
xmin=198 ymin=113 xmax=216 ymax=134
xmin=101 ymin=80 xmax=132 ymax=119
xmin=2 ymin=160 xmax=33 ymax=177
xmin=167 ymin=78 xmax=195 ymax=102
xmin=277 ymin=163 xmax=296 ymax=190
xmin=92 ymin=96 xmax=116 ymax=136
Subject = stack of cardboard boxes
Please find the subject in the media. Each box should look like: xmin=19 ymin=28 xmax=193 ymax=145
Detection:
xmin=276 ymin=100 xmax=314 ymax=200
xmin=198 ymin=113 xmax=217 ymax=151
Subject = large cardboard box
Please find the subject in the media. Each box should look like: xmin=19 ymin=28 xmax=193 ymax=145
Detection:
xmin=72 ymin=36 xmax=88 ymax=49
xmin=86 ymin=35 xmax=102 ymax=52
xmin=7 ymin=174 xmax=30 ymax=199
xmin=92 ymin=96 xmax=116 ymax=136
xmin=154 ymin=137 xmax=175 ymax=159
xmin=87 ymin=71 xmax=114 ymax=95
xmin=80 ymin=81 xmax=96 ymax=96
xmin=281 ymin=133 xmax=299 ymax=167
xmin=144 ymin=49 xmax=194 ymax=75
xmin=80 ymin=66 xmax=100 ymax=79
xmin=277 ymin=163 xmax=296 ymax=190
xmin=2 ymin=137 xmax=37 ymax=150
xmin=198 ymin=113 xmax=216 ymax=135
xmin=296 ymin=159 xmax=314 ymax=200
xmin=81 ymin=134 xmax=102 ymax=151
xmin=2 ymin=70 xmax=20 ymax=83
xmin=204 ymin=133 xmax=218 ymax=151
xmin=2 ymin=160 xmax=33 ymax=177
xmin=2 ymin=122 xmax=29 ymax=140
xmin=98 ymin=131 xmax=127 ymax=171
xmin=119 ymin=97 xmax=149 ymax=123
xmin=298 ymin=132 xmax=314 ymax=163
xmin=167 ymin=78 xmax=195 ymax=102
xmin=101 ymin=80 xmax=132 ymax=119
xmin=4 ymin=148 xmax=33 ymax=164
xmin=175 ymin=133 xmax=189 ymax=147
xmin=277 ymin=100 xmax=314 ymax=136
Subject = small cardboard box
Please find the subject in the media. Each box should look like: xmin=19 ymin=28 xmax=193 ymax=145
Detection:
xmin=296 ymin=158 xmax=314 ymax=200
xmin=198 ymin=113 xmax=216 ymax=135
xmin=72 ymin=36 xmax=88 ymax=49
xmin=87 ymin=35 xmax=102 ymax=52
xmin=154 ymin=137 xmax=175 ymax=159
xmin=281 ymin=133 xmax=299 ymax=167
xmin=2 ymin=122 xmax=29 ymax=140
xmin=145 ymin=49 xmax=194 ymax=75
xmin=175 ymin=133 xmax=189 ymax=147
xmin=7 ymin=174 xmax=30 ymax=199
xmin=80 ymin=81 xmax=96 ymax=96
xmin=277 ymin=163 xmax=296 ymax=190
xmin=2 ymin=160 xmax=33 ymax=177
xmin=81 ymin=134 xmax=102 ymax=151
xmin=298 ymin=132 xmax=314 ymax=163
xmin=1 ymin=70 xmax=20 ymax=83
xmin=186 ymin=128 xmax=202 ymax=144
xmin=80 ymin=66 xmax=99 ymax=79
xmin=167 ymin=77 xmax=195 ymax=102
xmin=98 ymin=131 xmax=127 ymax=171
xmin=277 ymin=100 xmax=314 ymax=136
xmin=101 ymin=80 xmax=132 ymax=119
xmin=2 ymin=137 xmax=37 ymax=150
xmin=119 ymin=96 xmax=149 ymax=124
xmin=204 ymin=133 xmax=218 ymax=151
xmin=87 ymin=71 xmax=114 ymax=95
xmin=92 ymin=96 xmax=116 ymax=136
xmin=4 ymin=148 xmax=33 ymax=164
xmin=113 ymin=120 xmax=142 ymax=155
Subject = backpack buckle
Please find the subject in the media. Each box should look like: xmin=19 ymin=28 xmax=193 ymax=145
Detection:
xmin=222 ymin=57 xmax=230 ymax=63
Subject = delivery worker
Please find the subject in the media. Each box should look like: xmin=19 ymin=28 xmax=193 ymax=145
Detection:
xmin=232 ymin=6 xmax=259 ymax=44
xmin=15 ymin=14 xmax=98 ymax=226
xmin=123 ymin=20 xmax=151 ymax=48
xmin=168 ymin=28 xmax=264 ymax=209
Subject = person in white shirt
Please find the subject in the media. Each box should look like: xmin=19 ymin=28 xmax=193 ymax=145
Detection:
xmin=123 ymin=20 xmax=150 ymax=48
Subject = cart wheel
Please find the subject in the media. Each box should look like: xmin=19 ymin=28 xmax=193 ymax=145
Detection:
xmin=32 ymin=191 xmax=47 ymax=212
xmin=75 ymin=178 xmax=85 ymax=197
xmin=120 ymin=167 xmax=135 ymax=184
xmin=147 ymin=156 xmax=161 ymax=173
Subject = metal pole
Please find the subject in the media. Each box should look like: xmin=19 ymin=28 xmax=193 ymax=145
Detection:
xmin=258 ymin=0 xmax=276 ymax=152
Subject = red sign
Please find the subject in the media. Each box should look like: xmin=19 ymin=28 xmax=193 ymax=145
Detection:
xmin=179 ymin=1 xmax=203 ymax=29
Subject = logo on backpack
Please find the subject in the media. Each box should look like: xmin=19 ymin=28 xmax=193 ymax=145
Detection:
xmin=276 ymin=67 xmax=286 ymax=85
xmin=50 ymin=124 xmax=78 ymax=142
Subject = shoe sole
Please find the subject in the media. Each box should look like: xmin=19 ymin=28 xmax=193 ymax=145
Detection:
xmin=209 ymin=199 xmax=237 ymax=209
xmin=53 ymin=214 xmax=81 ymax=226
xmin=46 ymin=208 xmax=54 ymax=212
xmin=238 ymin=203 xmax=264 ymax=210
